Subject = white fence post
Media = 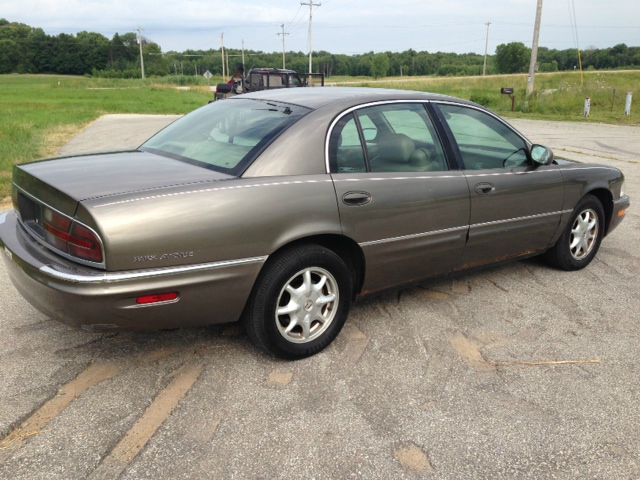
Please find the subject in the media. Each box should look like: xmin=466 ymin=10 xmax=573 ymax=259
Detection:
xmin=584 ymin=97 xmax=591 ymax=118
xmin=625 ymin=92 xmax=632 ymax=116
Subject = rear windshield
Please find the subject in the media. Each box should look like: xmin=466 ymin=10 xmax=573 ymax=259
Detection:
xmin=141 ymin=98 xmax=310 ymax=175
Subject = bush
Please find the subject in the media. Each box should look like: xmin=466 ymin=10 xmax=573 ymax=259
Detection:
xmin=469 ymin=94 xmax=494 ymax=107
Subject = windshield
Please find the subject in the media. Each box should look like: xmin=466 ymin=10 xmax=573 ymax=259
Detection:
xmin=141 ymin=99 xmax=310 ymax=175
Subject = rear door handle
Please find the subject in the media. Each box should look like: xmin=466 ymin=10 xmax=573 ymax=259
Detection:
xmin=342 ymin=191 xmax=372 ymax=206
xmin=474 ymin=182 xmax=495 ymax=195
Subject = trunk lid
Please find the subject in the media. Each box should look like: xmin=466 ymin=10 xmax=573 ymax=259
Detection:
xmin=13 ymin=150 xmax=233 ymax=216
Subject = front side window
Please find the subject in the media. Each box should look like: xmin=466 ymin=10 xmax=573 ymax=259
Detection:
xmin=437 ymin=104 xmax=529 ymax=170
xmin=142 ymin=99 xmax=309 ymax=175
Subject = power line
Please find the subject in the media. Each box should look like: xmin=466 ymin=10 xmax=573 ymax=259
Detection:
xmin=277 ymin=24 xmax=290 ymax=68
xmin=287 ymin=5 xmax=304 ymax=27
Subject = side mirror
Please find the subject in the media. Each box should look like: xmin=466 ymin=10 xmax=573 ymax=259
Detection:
xmin=530 ymin=144 xmax=554 ymax=166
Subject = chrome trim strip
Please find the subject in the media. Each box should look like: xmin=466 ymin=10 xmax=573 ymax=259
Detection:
xmin=470 ymin=209 xmax=572 ymax=229
xmin=324 ymin=99 xmax=433 ymax=174
xmin=333 ymin=166 xmax=618 ymax=183
xmin=38 ymin=255 xmax=268 ymax=284
xmin=122 ymin=298 xmax=181 ymax=309
xmin=94 ymin=179 xmax=333 ymax=208
xmin=358 ymin=209 xmax=573 ymax=247
xmin=467 ymin=166 xmax=620 ymax=176
xmin=90 ymin=166 xmax=618 ymax=207
xmin=465 ymin=169 xmax=557 ymax=177
xmin=334 ymin=174 xmax=461 ymax=183
xmin=13 ymin=184 xmax=107 ymax=269
xmin=561 ymin=166 xmax=620 ymax=173
xmin=359 ymin=226 xmax=468 ymax=247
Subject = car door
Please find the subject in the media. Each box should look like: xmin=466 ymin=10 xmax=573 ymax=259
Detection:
xmin=329 ymin=102 xmax=470 ymax=293
xmin=433 ymin=102 xmax=564 ymax=267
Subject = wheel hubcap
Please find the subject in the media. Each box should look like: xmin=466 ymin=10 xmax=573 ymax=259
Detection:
xmin=570 ymin=208 xmax=599 ymax=260
xmin=275 ymin=267 xmax=339 ymax=344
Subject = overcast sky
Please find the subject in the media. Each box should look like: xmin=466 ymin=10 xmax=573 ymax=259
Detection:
xmin=2 ymin=0 xmax=639 ymax=54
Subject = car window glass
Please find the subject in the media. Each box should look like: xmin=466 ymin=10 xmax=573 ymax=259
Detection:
xmin=438 ymin=104 xmax=528 ymax=170
xmin=357 ymin=114 xmax=378 ymax=142
xmin=142 ymin=99 xmax=309 ymax=175
xmin=329 ymin=114 xmax=367 ymax=173
xmin=381 ymin=109 xmax=437 ymax=145
xmin=357 ymin=104 xmax=448 ymax=173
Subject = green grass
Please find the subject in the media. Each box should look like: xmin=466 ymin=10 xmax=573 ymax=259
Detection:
xmin=335 ymin=70 xmax=639 ymax=125
xmin=0 ymin=74 xmax=211 ymax=199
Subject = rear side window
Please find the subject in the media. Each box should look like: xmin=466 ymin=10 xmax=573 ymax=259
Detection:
xmin=329 ymin=104 xmax=449 ymax=174
xmin=329 ymin=114 xmax=367 ymax=173
xmin=142 ymin=99 xmax=309 ymax=175
xmin=356 ymin=104 xmax=448 ymax=173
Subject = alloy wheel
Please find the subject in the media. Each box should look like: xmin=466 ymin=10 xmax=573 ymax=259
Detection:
xmin=569 ymin=208 xmax=599 ymax=260
xmin=275 ymin=267 xmax=339 ymax=344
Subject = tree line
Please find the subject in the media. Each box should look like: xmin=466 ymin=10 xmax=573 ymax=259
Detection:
xmin=1 ymin=19 xmax=639 ymax=79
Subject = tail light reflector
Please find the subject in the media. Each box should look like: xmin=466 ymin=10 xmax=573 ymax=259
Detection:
xmin=136 ymin=293 xmax=179 ymax=305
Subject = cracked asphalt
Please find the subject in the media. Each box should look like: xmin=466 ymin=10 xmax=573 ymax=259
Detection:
xmin=1 ymin=113 xmax=639 ymax=479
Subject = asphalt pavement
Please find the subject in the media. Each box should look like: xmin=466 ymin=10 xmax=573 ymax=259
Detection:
xmin=0 ymin=113 xmax=639 ymax=479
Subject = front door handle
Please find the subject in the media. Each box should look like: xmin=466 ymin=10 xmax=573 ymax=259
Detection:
xmin=474 ymin=182 xmax=495 ymax=195
xmin=342 ymin=191 xmax=372 ymax=206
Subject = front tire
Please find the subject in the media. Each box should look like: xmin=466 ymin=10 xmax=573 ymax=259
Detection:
xmin=244 ymin=245 xmax=353 ymax=359
xmin=545 ymin=194 xmax=605 ymax=271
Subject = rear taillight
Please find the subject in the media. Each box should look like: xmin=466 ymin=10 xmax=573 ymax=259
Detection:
xmin=42 ymin=207 xmax=103 ymax=264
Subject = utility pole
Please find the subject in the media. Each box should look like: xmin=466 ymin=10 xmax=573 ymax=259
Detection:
xmin=220 ymin=33 xmax=226 ymax=79
xmin=527 ymin=0 xmax=544 ymax=96
xmin=136 ymin=27 xmax=145 ymax=80
xmin=277 ymin=24 xmax=290 ymax=69
xmin=301 ymin=1 xmax=321 ymax=74
xmin=241 ymin=39 xmax=245 ymax=72
xmin=483 ymin=21 xmax=491 ymax=76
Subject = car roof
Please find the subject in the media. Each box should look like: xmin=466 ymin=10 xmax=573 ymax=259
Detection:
xmin=234 ymin=86 xmax=472 ymax=110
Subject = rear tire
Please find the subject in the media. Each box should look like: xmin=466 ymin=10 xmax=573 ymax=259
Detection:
xmin=545 ymin=194 xmax=605 ymax=271
xmin=244 ymin=245 xmax=353 ymax=359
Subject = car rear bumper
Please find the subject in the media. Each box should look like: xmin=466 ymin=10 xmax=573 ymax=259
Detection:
xmin=608 ymin=194 xmax=630 ymax=235
xmin=0 ymin=211 xmax=265 ymax=331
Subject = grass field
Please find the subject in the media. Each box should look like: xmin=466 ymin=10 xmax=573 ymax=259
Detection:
xmin=0 ymin=75 xmax=212 ymax=201
xmin=0 ymin=71 xmax=637 ymax=203
xmin=339 ymin=70 xmax=639 ymax=124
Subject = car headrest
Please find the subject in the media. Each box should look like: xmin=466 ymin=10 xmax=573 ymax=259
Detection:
xmin=375 ymin=133 xmax=415 ymax=164
xmin=409 ymin=147 xmax=429 ymax=167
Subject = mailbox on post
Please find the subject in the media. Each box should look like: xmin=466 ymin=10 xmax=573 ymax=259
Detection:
xmin=501 ymin=87 xmax=516 ymax=112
